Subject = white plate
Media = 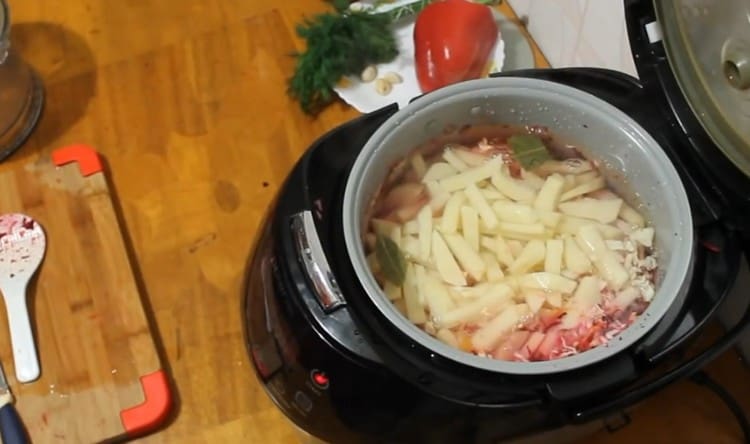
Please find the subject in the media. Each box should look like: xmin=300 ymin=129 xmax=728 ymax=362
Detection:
xmin=333 ymin=2 xmax=514 ymax=113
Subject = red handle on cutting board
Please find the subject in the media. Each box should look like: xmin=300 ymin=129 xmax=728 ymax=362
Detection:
xmin=51 ymin=144 xmax=103 ymax=176
xmin=120 ymin=370 xmax=172 ymax=437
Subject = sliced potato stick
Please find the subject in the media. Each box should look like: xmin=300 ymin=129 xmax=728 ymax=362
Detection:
xmin=562 ymin=174 xmax=577 ymax=192
xmin=472 ymin=304 xmax=530 ymax=352
xmin=383 ymin=280 xmax=403 ymax=301
xmin=509 ymin=240 xmax=546 ymax=275
xmin=422 ymin=273 xmax=457 ymax=319
xmin=507 ymin=239 xmax=524 ymax=258
xmin=491 ymin=170 xmax=536 ymax=202
xmin=544 ymin=239 xmax=564 ymax=274
xmin=448 ymin=282 xmax=493 ymax=301
xmin=536 ymin=210 xmax=562 ymax=229
xmin=521 ymin=170 xmax=546 ymax=190
xmin=436 ymin=283 xmax=514 ymax=329
xmin=410 ymin=153 xmax=427 ymax=179
xmin=524 ymin=291 xmax=546 ymax=313
xmin=423 ymin=162 xmax=459 ymax=182
xmin=570 ymin=275 xmax=602 ymax=311
xmin=390 ymin=225 xmax=402 ymax=247
xmin=480 ymin=235 xmax=496 ymax=252
xmin=480 ymin=186 xmax=506 ymax=201
xmin=574 ymin=170 xmax=600 ymax=185
xmin=443 ymin=233 xmax=486 ymax=282
xmin=415 ymin=264 xmax=428 ymax=306
xmin=440 ymin=191 xmax=466 ymax=233
xmin=403 ymin=264 xmax=427 ymax=324
xmin=564 ymin=235 xmax=592 ymax=274
xmin=533 ymin=173 xmax=565 ymax=212
xmin=436 ymin=329 xmax=459 ymax=347
xmin=575 ymin=225 xmax=629 ymax=290
xmin=394 ymin=298 xmax=408 ymax=316
xmin=401 ymin=235 xmax=420 ymax=259
xmin=442 ymin=148 xmax=470 ymax=172
xmin=498 ymin=222 xmax=546 ymax=235
xmin=546 ymin=292 xmax=563 ymax=308
xmin=631 ymin=227 xmax=655 ymax=247
xmin=465 ymin=183 xmax=499 ymax=229
xmin=493 ymin=201 xmax=538 ymax=224
xmin=431 ymin=230 xmax=467 ymax=286
xmin=371 ymin=218 xmax=399 ymax=237
xmin=417 ymin=205 xmax=432 ymax=260
xmin=558 ymin=215 xmax=624 ymax=239
xmin=560 ymin=176 xmax=606 ymax=201
xmin=424 ymin=180 xmax=451 ymax=215
xmin=559 ymin=198 xmax=624 ymax=224
xmin=519 ymin=272 xmax=578 ymax=294
xmin=461 ymin=206 xmax=480 ymax=252
xmin=481 ymin=251 xmax=504 ymax=281
xmin=440 ymin=157 xmax=503 ymax=192
xmin=402 ymin=219 xmax=419 ymax=235
xmin=619 ymin=202 xmax=646 ymax=228
xmin=453 ymin=148 xmax=489 ymax=167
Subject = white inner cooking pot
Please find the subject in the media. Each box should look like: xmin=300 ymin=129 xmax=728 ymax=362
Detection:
xmin=342 ymin=77 xmax=694 ymax=374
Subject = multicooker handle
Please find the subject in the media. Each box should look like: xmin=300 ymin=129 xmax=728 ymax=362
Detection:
xmin=290 ymin=211 xmax=345 ymax=312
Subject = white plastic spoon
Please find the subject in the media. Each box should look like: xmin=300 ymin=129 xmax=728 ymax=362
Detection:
xmin=0 ymin=214 xmax=45 ymax=383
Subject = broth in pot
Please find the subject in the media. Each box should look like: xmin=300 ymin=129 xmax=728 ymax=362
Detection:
xmin=363 ymin=124 xmax=657 ymax=363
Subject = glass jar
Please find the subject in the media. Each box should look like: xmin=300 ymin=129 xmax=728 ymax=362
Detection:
xmin=0 ymin=0 xmax=44 ymax=161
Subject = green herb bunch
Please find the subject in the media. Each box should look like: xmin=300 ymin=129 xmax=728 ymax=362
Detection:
xmin=288 ymin=2 xmax=399 ymax=115
xmin=288 ymin=0 xmax=502 ymax=115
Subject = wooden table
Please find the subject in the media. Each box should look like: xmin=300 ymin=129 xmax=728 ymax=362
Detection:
xmin=6 ymin=0 xmax=750 ymax=442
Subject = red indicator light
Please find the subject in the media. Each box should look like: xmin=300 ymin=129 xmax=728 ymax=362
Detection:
xmin=311 ymin=370 xmax=330 ymax=389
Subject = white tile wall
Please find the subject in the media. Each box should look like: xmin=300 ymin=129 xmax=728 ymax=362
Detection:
xmin=508 ymin=0 xmax=638 ymax=77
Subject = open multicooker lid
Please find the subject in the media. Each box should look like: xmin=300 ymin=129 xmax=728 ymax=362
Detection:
xmin=626 ymin=0 xmax=750 ymax=185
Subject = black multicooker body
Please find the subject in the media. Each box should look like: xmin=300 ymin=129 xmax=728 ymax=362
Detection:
xmin=243 ymin=1 xmax=750 ymax=442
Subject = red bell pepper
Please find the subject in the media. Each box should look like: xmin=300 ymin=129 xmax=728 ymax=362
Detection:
xmin=413 ymin=0 xmax=499 ymax=93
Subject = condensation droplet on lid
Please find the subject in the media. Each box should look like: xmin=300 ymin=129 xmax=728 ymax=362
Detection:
xmin=470 ymin=106 xmax=482 ymax=116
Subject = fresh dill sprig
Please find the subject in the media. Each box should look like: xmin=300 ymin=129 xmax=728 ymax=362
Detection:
xmin=288 ymin=8 xmax=398 ymax=115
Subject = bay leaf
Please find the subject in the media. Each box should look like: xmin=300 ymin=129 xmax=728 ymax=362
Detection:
xmin=375 ymin=233 xmax=407 ymax=286
xmin=509 ymin=134 xmax=552 ymax=170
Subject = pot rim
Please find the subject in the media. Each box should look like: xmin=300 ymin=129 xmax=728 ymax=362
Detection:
xmin=342 ymin=77 xmax=694 ymax=375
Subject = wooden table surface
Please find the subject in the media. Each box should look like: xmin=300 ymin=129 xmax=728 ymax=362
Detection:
xmin=6 ymin=0 xmax=750 ymax=442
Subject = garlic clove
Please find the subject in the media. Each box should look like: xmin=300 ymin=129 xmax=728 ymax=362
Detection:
xmin=383 ymin=71 xmax=403 ymax=84
xmin=375 ymin=78 xmax=393 ymax=95
xmin=360 ymin=65 xmax=378 ymax=83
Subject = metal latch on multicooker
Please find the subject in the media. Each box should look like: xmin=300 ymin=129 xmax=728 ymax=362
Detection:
xmin=290 ymin=211 xmax=345 ymax=312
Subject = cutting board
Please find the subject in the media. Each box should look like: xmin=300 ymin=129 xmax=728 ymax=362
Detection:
xmin=0 ymin=145 xmax=171 ymax=443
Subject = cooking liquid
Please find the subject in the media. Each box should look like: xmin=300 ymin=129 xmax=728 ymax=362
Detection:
xmin=365 ymin=124 xmax=657 ymax=363
xmin=0 ymin=0 xmax=44 ymax=160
